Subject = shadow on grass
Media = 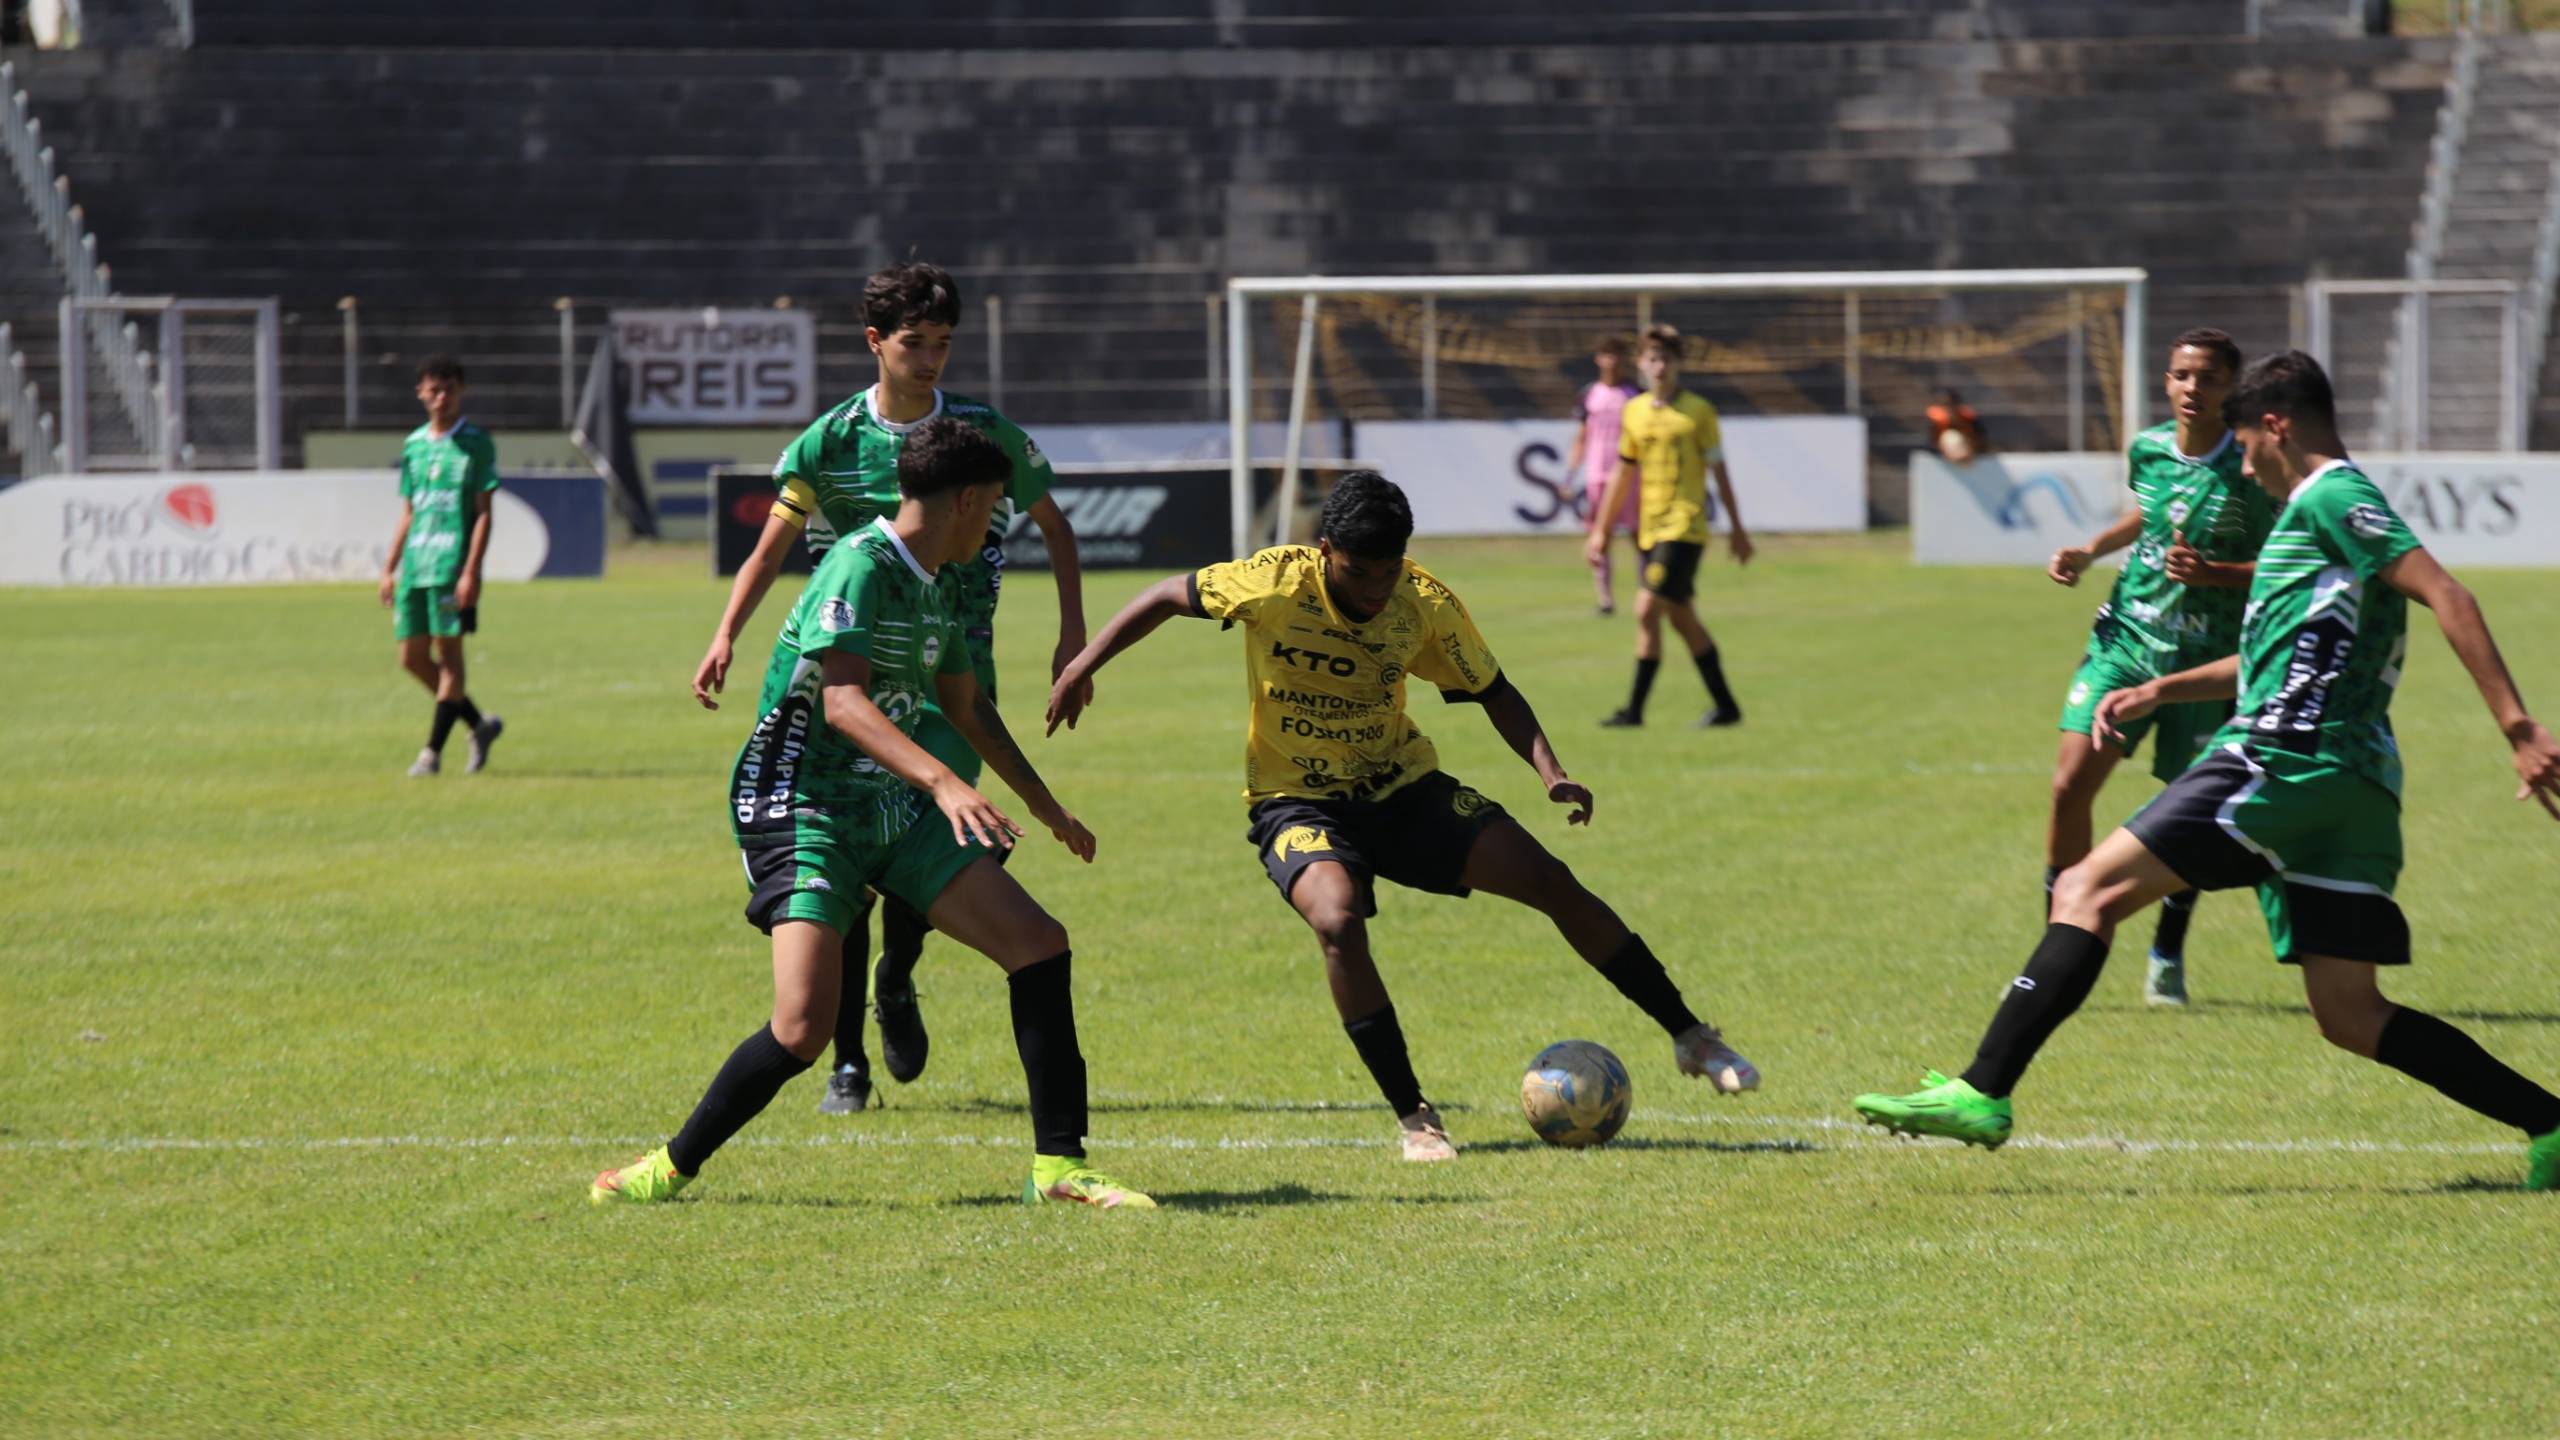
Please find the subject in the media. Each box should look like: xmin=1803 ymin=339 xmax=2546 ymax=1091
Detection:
xmin=897 ymin=1097 xmax=1473 ymax=1118
xmin=505 ymin=767 xmax=705 ymax=781
xmin=935 ymin=1183 xmax=1490 ymax=1211
xmin=1980 ymin=1180 xmax=2511 ymax=1199
xmin=2088 ymin=998 xmax=2560 ymax=1026
xmin=1463 ymin=1137 xmax=1820 ymax=1156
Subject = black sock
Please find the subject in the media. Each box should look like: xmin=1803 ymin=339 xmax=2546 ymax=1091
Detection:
xmin=2041 ymin=865 xmax=2060 ymax=922
xmin=1598 ymin=933 xmax=1702 ymax=1036
xmin=1693 ymin=645 xmax=1739 ymax=715
xmin=1960 ymin=923 xmax=2111 ymax=1099
xmin=2375 ymin=1008 xmax=2560 ymax=1136
xmin=451 ymin=695 xmax=484 ymax=731
xmin=831 ymin=941 xmax=869 ymax=1073
xmin=2152 ymin=890 xmax=2197 ymax=959
xmin=1343 ymin=1003 xmax=1426 ymax=1116
xmin=666 ymin=1024 xmax=813 ymax=1175
xmin=1626 ymin=657 xmax=1660 ymax=716
xmin=427 ymin=699 xmax=460 ymax=753
xmin=1008 ymin=951 xmax=1088 ymax=1158
xmin=876 ymin=894 xmax=931 ymax=989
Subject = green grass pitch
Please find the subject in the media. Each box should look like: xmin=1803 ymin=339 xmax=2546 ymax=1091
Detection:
xmin=6 ymin=533 xmax=2558 ymax=1437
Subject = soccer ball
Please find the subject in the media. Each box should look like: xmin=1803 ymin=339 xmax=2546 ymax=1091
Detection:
xmin=1520 ymin=1040 xmax=1632 ymax=1148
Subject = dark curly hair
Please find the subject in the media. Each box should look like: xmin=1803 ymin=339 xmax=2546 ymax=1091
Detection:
xmin=2222 ymin=350 xmax=2335 ymax=433
xmin=1317 ymin=470 xmax=1413 ymax=560
xmin=896 ymin=415 xmax=1011 ymax=500
xmin=865 ymin=262 xmax=962 ymax=335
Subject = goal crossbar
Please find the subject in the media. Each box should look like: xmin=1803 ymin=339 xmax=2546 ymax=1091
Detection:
xmin=1223 ymin=267 xmax=2149 ymax=552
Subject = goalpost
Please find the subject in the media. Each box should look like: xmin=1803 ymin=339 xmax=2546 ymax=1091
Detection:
xmin=1223 ymin=268 xmax=2148 ymax=555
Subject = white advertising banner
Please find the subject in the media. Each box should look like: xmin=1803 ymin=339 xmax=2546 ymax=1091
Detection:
xmin=1913 ymin=451 xmax=2560 ymax=567
xmin=0 ymin=472 xmax=548 ymax=586
xmin=1353 ymin=417 xmax=1868 ymax=536
xmin=610 ymin=308 xmax=816 ymax=424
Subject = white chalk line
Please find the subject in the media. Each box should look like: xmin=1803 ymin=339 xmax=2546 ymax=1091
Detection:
xmin=0 ymin=1105 xmax=2517 ymax=1159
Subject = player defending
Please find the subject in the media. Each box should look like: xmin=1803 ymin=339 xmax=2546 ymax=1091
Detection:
xmin=1855 ymin=353 xmax=2560 ymax=1188
xmin=690 ymin=261 xmax=1088 ymax=1115
xmin=376 ymin=354 xmax=504 ymax=777
xmin=1587 ymin=325 xmax=1752 ymax=728
xmin=593 ymin=418 xmax=1151 ymax=1210
xmin=1047 ymin=472 xmax=1758 ymax=1163
xmin=1569 ymin=335 xmax=1641 ymax=616
xmin=2044 ymin=328 xmax=2273 ymax=1005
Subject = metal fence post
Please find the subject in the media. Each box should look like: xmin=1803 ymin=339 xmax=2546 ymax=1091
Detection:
xmin=555 ymin=297 xmax=576 ymax=430
xmin=339 ymin=296 xmax=359 ymax=429
xmin=986 ymin=295 xmax=1005 ymax=411
xmin=2066 ymin=290 xmax=2085 ymax=451
xmin=1842 ymin=293 xmax=1860 ymax=417
xmin=1420 ymin=295 xmax=1437 ymax=420
xmin=255 ymin=298 xmax=280 ymax=470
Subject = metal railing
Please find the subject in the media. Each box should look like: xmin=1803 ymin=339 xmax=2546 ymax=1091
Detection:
xmin=0 ymin=60 xmax=158 ymax=472
xmin=2525 ymin=154 xmax=2560 ymax=438
xmin=2375 ymin=28 xmax=2482 ymax=447
xmin=0 ymin=320 xmax=56 ymax=466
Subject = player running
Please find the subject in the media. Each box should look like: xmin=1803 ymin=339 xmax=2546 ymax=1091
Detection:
xmin=1569 ymin=335 xmax=1641 ymax=616
xmin=376 ymin=354 xmax=504 ymax=777
xmin=691 ymin=261 xmax=1089 ymax=1115
xmin=592 ymin=417 xmax=1151 ymax=1211
xmin=1855 ymin=352 xmax=2560 ymax=1189
xmin=1587 ymin=324 xmax=1752 ymax=728
xmin=1047 ymin=471 xmax=1758 ymax=1163
xmin=2043 ymin=327 xmax=2274 ymax=1005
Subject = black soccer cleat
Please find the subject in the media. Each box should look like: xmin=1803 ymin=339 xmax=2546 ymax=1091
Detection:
xmin=1699 ymin=708 xmax=1743 ymax=728
xmin=818 ymin=1064 xmax=873 ymax=1115
xmin=874 ymin=961 xmax=930 ymax=1084
xmin=1600 ymin=708 xmax=1643 ymax=728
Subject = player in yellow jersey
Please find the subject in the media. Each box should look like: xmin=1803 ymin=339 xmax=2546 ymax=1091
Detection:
xmin=1586 ymin=324 xmax=1753 ymax=728
xmin=1047 ymin=473 xmax=1759 ymax=1162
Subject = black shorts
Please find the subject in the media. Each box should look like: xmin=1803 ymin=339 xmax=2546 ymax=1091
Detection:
xmin=1245 ymin=771 xmax=1509 ymax=918
xmin=1639 ymin=540 xmax=1704 ymax=602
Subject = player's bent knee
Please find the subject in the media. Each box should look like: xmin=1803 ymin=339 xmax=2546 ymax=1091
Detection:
xmin=1305 ymin=906 xmax=1365 ymax=957
xmin=768 ymin=1013 xmax=831 ymax=1061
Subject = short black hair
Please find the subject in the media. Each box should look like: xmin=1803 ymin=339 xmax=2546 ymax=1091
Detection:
xmin=416 ymin=354 xmax=466 ymax=385
xmin=896 ymin=415 xmax=1010 ymax=500
xmin=2222 ymin=350 xmax=2336 ymax=433
xmin=865 ymin=262 xmax=962 ymax=336
xmin=1317 ymin=470 xmax=1413 ymax=559
xmin=2170 ymin=326 xmax=2243 ymax=376
xmin=1640 ymin=323 xmax=1685 ymax=359
xmin=1594 ymin=334 xmax=1630 ymax=357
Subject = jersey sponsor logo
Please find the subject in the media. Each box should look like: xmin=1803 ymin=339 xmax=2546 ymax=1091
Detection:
xmin=1272 ymin=824 xmax=1333 ymax=860
xmin=1321 ymin=626 xmax=1388 ymax=656
xmin=1265 ymin=683 xmax=1383 ymax=714
xmin=819 ymin=598 xmax=856 ymax=633
xmin=799 ymin=875 xmax=834 ymax=893
xmin=1437 ymin=633 xmax=1484 ymax=689
xmin=1379 ymin=662 xmax=1405 ymax=688
xmin=1269 ymin=640 xmax=1360 ymax=678
xmin=1021 ymin=436 xmax=1045 ymax=468
xmin=2343 ymin=503 xmax=2397 ymax=540
xmin=1279 ymin=713 xmax=1390 ymax=745
xmin=2068 ymin=681 xmax=2091 ymax=707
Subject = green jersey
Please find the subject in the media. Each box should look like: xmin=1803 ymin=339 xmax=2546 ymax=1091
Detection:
xmin=771 ymin=387 xmax=1055 ymax=695
xmin=2212 ymin=460 xmax=2424 ymax=796
xmin=2086 ymin=424 xmax=2276 ymax=671
xmin=730 ymin=519 xmax=974 ymax=850
xmin=395 ymin=419 xmax=500 ymax=589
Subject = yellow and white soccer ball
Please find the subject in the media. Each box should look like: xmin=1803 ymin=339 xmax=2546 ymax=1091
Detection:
xmin=1520 ymin=1039 xmax=1632 ymax=1148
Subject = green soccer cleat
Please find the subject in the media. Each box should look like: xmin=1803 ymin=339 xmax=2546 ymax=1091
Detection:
xmin=2528 ymin=1127 xmax=2560 ymax=1192
xmin=1022 ymin=1155 xmax=1157 ymax=1210
xmin=1854 ymin=1070 xmax=2014 ymax=1150
xmin=589 ymin=1145 xmax=692 ymax=1206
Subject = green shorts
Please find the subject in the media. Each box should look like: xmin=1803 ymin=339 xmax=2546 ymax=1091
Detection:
xmin=393 ymin=584 xmax=475 ymax=641
xmin=2058 ymin=646 xmax=2229 ymax=783
xmin=2124 ymin=743 xmax=2408 ymax=965
xmin=737 ymin=789 xmax=992 ymax=936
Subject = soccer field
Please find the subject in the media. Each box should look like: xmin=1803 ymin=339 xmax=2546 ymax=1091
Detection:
xmin=7 ymin=533 xmax=2558 ymax=1437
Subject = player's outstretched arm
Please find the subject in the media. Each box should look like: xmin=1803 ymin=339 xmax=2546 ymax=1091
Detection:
xmin=2091 ymin=655 xmax=2242 ymax=751
xmin=939 ymin=671 xmax=1095 ymax=862
xmin=2381 ymin=548 xmax=2560 ymax=816
xmin=378 ymin=499 xmax=413 ymax=606
xmin=1028 ymin=493 xmax=1096 ymax=716
xmin=1711 ymin=460 xmax=1753 ymax=565
xmin=2051 ymin=506 xmax=2142 ymax=586
xmin=455 ymin=488 xmax=494 ymax=611
xmin=817 ymin=650 xmax=1022 ymax=851
xmin=1468 ymin=676 xmax=1593 ymax=826
xmin=1046 ymin=571 xmax=1202 ymax=734
xmin=694 ymin=511 xmax=804 ymax=709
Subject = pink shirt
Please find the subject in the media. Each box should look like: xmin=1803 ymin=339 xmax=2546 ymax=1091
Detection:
xmin=1581 ymin=381 xmax=1641 ymax=528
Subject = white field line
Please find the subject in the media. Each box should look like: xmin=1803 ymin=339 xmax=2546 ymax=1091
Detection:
xmin=0 ymin=1106 xmax=2517 ymax=1159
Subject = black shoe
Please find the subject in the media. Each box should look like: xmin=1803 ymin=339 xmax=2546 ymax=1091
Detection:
xmin=818 ymin=1064 xmax=873 ymax=1115
xmin=1601 ymin=708 xmax=1643 ymax=728
xmin=874 ymin=962 xmax=929 ymax=1084
xmin=1699 ymin=708 xmax=1743 ymax=728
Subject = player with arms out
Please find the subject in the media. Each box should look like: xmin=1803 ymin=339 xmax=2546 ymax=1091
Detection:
xmin=592 ymin=418 xmax=1151 ymax=1210
xmin=2043 ymin=327 xmax=2273 ymax=1005
xmin=1587 ymin=324 xmax=1752 ymax=728
xmin=1048 ymin=472 xmax=1759 ymax=1163
xmin=1855 ymin=353 xmax=2560 ymax=1188
xmin=377 ymin=354 xmax=504 ymax=778
xmin=1569 ymin=335 xmax=1641 ymax=616
xmin=690 ymin=261 xmax=1089 ymax=1115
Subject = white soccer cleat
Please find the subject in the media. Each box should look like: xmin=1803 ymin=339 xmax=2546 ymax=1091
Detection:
xmin=1398 ymin=1103 xmax=1458 ymax=1162
xmin=406 ymin=747 xmax=440 ymax=778
xmin=1674 ymin=1023 xmax=1759 ymax=1095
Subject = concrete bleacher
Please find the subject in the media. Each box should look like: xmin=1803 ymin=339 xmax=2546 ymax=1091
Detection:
xmin=0 ymin=13 xmax=2447 ymax=497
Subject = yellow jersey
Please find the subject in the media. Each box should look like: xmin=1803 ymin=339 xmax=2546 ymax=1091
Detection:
xmin=1616 ymin=389 xmax=1721 ymax=548
xmin=1191 ymin=546 xmax=1503 ymax=804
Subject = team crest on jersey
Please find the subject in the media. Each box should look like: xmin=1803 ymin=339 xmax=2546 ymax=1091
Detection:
xmin=921 ymin=632 xmax=943 ymax=669
xmin=1022 ymin=436 xmax=1044 ymax=467
xmin=2166 ymin=499 xmax=2190 ymax=527
xmin=1273 ymin=825 xmax=1333 ymax=860
xmin=1449 ymin=787 xmax=1493 ymax=819
xmin=819 ymin=598 xmax=856 ymax=633
xmin=2343 ymin=504 xmax=2395 ymax=539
